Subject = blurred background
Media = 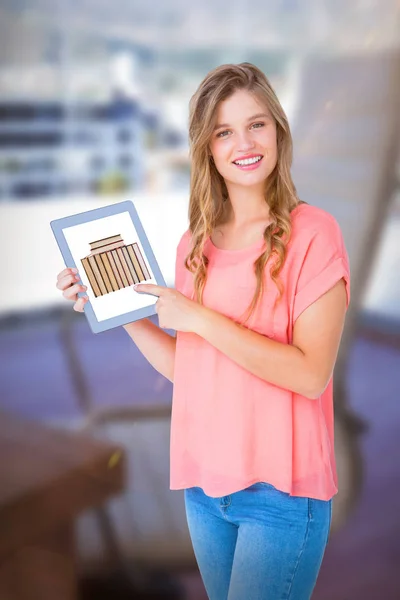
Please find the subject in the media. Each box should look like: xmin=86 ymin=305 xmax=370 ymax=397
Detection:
xmin=0 ymin=1 xmax=399 ymax=599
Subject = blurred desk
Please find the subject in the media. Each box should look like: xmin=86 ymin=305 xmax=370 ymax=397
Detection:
xmin=0 ymin=411 xmax=125 ymax=600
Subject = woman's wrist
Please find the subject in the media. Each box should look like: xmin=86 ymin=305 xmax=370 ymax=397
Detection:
xmin=123 ymin=318 xmax=152 ymax=334
xmin=191 ymin=303 xmax=213 ymax=337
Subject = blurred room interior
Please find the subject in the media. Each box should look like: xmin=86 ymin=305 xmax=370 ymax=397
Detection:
xmin=0 ymin=1 xmax=399 ymax=599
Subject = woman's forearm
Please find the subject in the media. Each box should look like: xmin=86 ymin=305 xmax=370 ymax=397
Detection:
xmin=194 ymin=307 xmax=318 ymax=398
xmin=123 ymin=319 xmax=176 ymax=382
xmin=192 ymin=281 xmax=347 ymax=399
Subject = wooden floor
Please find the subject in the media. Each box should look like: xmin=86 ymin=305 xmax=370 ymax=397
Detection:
xmin=0 ymin=316 xmax=399 ymax=600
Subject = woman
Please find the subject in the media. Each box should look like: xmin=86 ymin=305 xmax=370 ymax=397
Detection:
xmin=57 ymin=63 xmax=350 ymax=600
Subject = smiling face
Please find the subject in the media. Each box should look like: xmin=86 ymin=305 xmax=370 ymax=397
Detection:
xmin=209 ymin=89 xmax=278 ymax=194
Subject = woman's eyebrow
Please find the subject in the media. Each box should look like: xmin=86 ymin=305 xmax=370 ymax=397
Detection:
xmin=214 ymin=113 xmax=270 ymax=130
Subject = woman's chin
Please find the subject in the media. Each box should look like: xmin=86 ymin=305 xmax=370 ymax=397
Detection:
xmin=225 ymin=173 xmax=268 ymax=190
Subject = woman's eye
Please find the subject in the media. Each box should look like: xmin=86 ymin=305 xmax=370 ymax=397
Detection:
xmin=216 ymin=123 xmax=264 ymax=138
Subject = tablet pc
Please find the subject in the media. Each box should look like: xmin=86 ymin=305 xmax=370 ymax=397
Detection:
xmin=51 ymin=200 xmax=166 ymax=333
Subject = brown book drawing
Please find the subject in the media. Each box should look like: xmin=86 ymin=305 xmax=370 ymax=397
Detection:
xmin=111 ymin=249 xmax=129 ymax=288
xmin=90 ymin=240 xmax=125 ymax=255
xmin=88 ymin=256 xmax=107 ymax=295
xmin=117 ymin=248 xmax=134 ymax=286
xmin=108 ymin=251 xmax=124 ymax=289
xmin=101 ymin=253 xmax=119 ymax=291
xmin=132 ymin=243 xmax=151 ymax=279
xmin=90 ymin=234 xmax=122 ymax=250
xmin=122 ymin=247 xmax=139 ymax=284
xmin=127 ymin=244 xmax=144 ymax=280
xmin=81 ymin=257 xmax=101 ymax=297
xmin=94 ymin=254 xmax=112 ymax=293
xmin=81 ymin=234 xmax=152 ymax=297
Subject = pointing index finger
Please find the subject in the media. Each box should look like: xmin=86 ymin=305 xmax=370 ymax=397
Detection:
xmin=134 ymin=283 xmax=166 ymax=297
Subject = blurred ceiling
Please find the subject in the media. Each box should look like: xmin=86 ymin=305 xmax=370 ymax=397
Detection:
xmin=0 ymin=0 xmax=399 ymax=58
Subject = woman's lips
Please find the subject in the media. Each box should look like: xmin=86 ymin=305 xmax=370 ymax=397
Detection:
xmin=232 ymin=156 xmax=264 ymax=171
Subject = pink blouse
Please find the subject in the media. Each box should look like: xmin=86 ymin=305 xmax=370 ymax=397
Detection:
xmin=170 ymin=203 xmax=350 ymax=500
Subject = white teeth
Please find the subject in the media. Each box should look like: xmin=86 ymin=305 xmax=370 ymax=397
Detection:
xmin=234 ymin=156 xmax=262 ymax=166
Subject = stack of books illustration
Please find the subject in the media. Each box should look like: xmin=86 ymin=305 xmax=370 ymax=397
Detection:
xmin=81 ymin=234 xmax=151 ymax=297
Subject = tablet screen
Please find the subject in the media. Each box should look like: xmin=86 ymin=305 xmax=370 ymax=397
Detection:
xmin=62 ymin=210 xmax=157 ymax=322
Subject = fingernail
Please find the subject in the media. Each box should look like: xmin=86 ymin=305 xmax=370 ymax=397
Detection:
xmin=71 ymin=268 xmax=78 ymax=273
xmin=75 ymin=275 xmax=80 ymax=280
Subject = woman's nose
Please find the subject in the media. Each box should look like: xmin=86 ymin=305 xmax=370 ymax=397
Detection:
xmin=236 ymin=131 xmax=255 ymax=152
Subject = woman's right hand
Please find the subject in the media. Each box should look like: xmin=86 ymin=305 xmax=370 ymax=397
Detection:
xmin=56 ymin=267 xmax=89 ymax=312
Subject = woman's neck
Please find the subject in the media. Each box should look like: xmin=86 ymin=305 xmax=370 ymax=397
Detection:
xmin=222 ymin=198 xmax=270 ymax=228
xmin=223 ymin=182 xmax=269 ymax=226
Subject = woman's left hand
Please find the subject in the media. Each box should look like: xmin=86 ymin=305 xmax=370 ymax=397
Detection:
xmin=134 ymin=283 xmax=203 ymax=333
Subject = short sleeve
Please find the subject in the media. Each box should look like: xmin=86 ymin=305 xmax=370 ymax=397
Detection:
xmin=293 ymin=217 xmax=350 ymax=323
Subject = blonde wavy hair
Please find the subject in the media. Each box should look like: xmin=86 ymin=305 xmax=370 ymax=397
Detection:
xmin=186 ymin=62 xmax=300 ymax=322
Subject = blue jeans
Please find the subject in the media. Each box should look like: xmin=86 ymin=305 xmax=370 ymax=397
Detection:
xmin=184 ymin=482 xmax=332 ymax=600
